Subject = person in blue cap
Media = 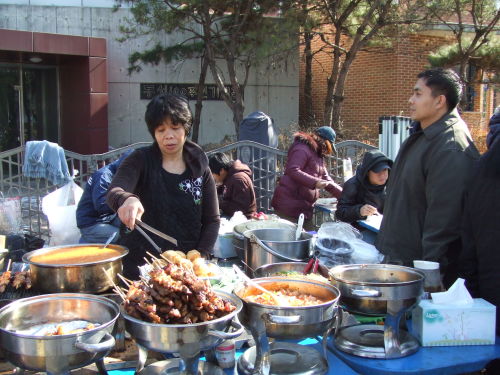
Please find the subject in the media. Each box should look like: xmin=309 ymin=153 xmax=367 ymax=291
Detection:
xmin=272 ymin=126 xmax=342 ymax=230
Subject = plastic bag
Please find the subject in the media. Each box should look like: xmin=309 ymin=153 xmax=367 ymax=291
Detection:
xmin=42 ymin=180 xmax=83 ymax=245
xmin=316 ymin=222 xmax=383 ymax=267
xmin=349 ymin=239 xmax=384 ymax=264
xmin=317 ymin=222 xmax=362 ymax=241
xmin=0 ymin=189 xmax=22 ymax=234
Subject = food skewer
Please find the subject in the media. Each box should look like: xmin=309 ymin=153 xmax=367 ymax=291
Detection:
xmin=101 ymin=268 xmax=126 ymax=301
xmin=117 ymin=273 xmax=131 ymax=287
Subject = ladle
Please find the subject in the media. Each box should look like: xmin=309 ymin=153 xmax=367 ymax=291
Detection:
xmin=232 ymin=265 xmax=285 ymax=306
xmin=295 ymin=213 xmax=305 ymax=240
xmin=102 ymin=232 xmax=117 ymax=249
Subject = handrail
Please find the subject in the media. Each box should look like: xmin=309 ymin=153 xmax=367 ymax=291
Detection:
xmin=1 ymin=139 xmax=376 ymax=242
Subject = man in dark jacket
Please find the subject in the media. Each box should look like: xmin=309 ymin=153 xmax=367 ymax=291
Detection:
xmin=76 ymin=150 xmax=131 ymax=243
xmin=208 ymin=152 xmax=257 ymax=218
xmin=336 ymin=150 xmax=392 ymax=223
xmin=376 ymin=68 xmax=479 ymax=288
xmin=459 ymin=107 xmax=500 ymax=334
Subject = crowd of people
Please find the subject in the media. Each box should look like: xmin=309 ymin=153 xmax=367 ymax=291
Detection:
xmin=75 ymin=67 xmax=499 ymax=333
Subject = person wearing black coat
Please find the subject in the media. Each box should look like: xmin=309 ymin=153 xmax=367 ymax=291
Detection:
xmin=459 ymin=107 xmax=500 ymax=335
xmin=336 ymin=150 xmax=393 ymax=223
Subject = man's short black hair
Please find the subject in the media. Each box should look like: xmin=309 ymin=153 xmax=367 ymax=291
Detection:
xmin=417 ymin=68 xmax=463 ymax=112
xmin=208 ymin=152 xmax=233 ymax=174
xmin=144 ymin=94 xmax=192 ymax=138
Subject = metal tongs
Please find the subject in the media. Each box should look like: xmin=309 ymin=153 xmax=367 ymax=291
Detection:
xmin=134 ymin=219 xmax=178 ymax=253
xmin=303 ymin=252 xmax=320 ymax=275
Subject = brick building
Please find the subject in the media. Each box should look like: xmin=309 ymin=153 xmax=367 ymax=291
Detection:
xmin=300 ymin=29 xmax=498 ymax=152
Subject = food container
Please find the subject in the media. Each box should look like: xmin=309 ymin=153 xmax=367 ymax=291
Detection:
xmin=123 ymin=289 xmax=244 ymax=374
xmin=234 ymin=277 xmax=340 ymax=340
xmin=313 ymin=198 xmax=337 ymax=229
xmin=243 ymin=229 xmax=312 ymax=273
xmin=329 ymin=264 xmax=424 ymax=316
xmin=232 ymin=219 xmax=296 ymax=261
xmin=0 ymin=293 xmax=119 ymax=374
xmin=22 ymin=244 xmax=128 ymax=293
xmin=253 ymin=261 xmax=330 ymax=281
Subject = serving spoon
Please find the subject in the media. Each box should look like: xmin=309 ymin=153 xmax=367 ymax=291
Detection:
xmin=102 ymin=232 xmax=117 ymax=249
xmin=232 ymin=265 xmax=286 ymax=306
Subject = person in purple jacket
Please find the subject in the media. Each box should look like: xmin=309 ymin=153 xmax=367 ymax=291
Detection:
xmin=271 ymin=126 xmax=342 ymax=230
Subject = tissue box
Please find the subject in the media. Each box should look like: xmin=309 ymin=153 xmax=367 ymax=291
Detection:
xmin=412 ymin=298 xmax=496 ymax=347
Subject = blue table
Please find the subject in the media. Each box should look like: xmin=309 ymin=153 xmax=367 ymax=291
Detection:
xmin=107 ymin=336 xmax=500 ymax=375
xmin=327 ymin=336 xmax=500 ymax=375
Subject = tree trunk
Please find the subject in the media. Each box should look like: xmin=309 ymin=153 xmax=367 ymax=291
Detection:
xmin=331 ymin=53 xmax=356 ymax=132
xmin=191 ymin=56 xmax=209 ymax=143
xmin=302 ymin=31 xmax=314 ymax=129
xmin=323 ymin=29 xmax=342 ymax=128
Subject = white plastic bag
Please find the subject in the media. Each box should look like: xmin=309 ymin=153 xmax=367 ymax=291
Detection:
xmin=316 ymin=222 xmax=383 ymax=266
xmin=42 ymin=180 xmax=83 ymax=245
xmin=0 ymin=190 xmax=22 ymax=234
xmin=349 ymin=239 xmax=384 ymax=264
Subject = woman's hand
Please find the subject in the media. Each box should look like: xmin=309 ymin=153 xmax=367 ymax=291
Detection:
xmin=117 ymin=196 xmax=144 ymax=229
xmin=315 ymin=180 xmax=330 ymax=189
xmin=360 ymin=204 xmax=378 ymax=217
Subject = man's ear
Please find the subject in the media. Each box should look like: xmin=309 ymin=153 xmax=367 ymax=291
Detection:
xmin=436 ymin=94 xmax=447 ymax=110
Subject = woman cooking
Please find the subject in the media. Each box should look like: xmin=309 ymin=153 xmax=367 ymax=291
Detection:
xmin=106 ymin=94 xmax=220 ymax=279
xmin=271 ymin=126 xmax=342 ymax=230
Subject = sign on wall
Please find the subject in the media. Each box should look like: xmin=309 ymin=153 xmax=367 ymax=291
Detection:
xmin=140 ymin=83 xmax=235 ymax=101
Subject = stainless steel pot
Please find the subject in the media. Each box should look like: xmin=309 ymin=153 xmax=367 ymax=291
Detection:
xmin=233 ymin=219 xmax=296 ymax=261
xmin=253 ymin=261 xmax=330 ymax=280
xmin=234 ymin=277 xmax=340 ymax=340
xmin=329 ymin=264 xmax=424 ymax=316
xmin=0 ymin=293 xmax=119 ymax=374
xmin=22 ymin=244 xmax=128 ymax=293
xmin=123 ymin=289 xmax=244 ymax=374
xmin=243 ymin=229 xmax=312 ymax=273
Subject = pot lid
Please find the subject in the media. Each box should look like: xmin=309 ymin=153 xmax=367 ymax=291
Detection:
xmin=233 ymin=219 xmax=296 ymax=236
xmin=238 ymin=342 xmax=328 ymax=375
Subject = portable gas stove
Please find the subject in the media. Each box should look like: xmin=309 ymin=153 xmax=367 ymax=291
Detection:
xmin=234 ymin=277 xmax=340 ymax=375
xmin=329 ymin=264 xmax=424 ymax=359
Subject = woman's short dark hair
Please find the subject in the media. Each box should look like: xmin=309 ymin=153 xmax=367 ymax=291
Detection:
xmin=417 ymin=68 xmax=463 ymax=112
xmin=144 ymin=94 xmax=192 ymax=137
xmin=208 ymin=152 xmax=233 ymax=174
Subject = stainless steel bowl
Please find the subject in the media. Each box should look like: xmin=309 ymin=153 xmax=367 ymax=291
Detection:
xmin=22 ymin=244 xmax=128 ymax=293
xmin=0 ymin=293 xmax=119 ymax=374
xmin=253 ymin=261 xmax=330 ymax=280
xmin=329 ymin=264 xmax=424 ymax=315
xmin=122 ymin=289 xmax=244 ymax=354
xmin=234 ymin=277 xmax=340 ymax=340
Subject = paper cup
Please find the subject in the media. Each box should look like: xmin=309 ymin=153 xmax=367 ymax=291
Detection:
xmin=413 ymin=260 xmax=440 ymax=270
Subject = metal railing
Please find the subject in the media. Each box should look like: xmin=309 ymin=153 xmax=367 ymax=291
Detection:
xmin=0 ymin=140 xmax=376 ymax=243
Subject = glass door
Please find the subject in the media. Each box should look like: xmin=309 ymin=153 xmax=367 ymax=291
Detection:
xmin=0 ymin=64 xmax=59 ymax=152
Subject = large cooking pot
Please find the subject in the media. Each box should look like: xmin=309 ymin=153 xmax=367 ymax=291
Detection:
xmin=234 ymin=277 xmax=339 ymax=340
xmin=233 ymin=219 xmax=296 ymax=260
xmin=243 ymin=229 xmax=312 ymax=273
xmin=22 ymin=244 xmax=128 ymax=293
xmin=0 ymin=293 xmax=119 ymax=374
xmin=123 ymin=289 xmax=244 ymax=373
xmin=329 ymin=264 xmax=424 ymax=316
